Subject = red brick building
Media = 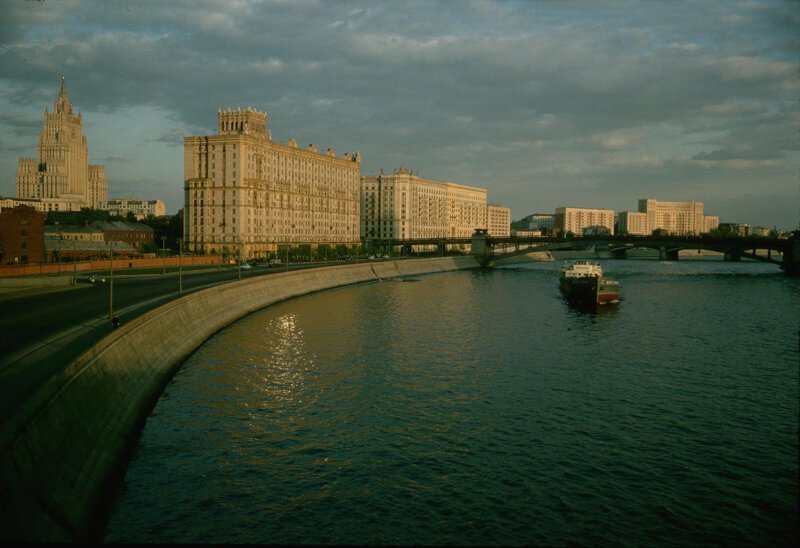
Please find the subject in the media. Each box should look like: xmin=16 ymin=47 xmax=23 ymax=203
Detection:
xmin=91 ymin=221 xmax=154 ymax=251
xmin=0 ymin=205 xmax=46 ymax=264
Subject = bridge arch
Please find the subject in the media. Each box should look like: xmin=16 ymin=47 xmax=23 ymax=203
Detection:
xmin=468 ymin=232 xmax=798 ymax=274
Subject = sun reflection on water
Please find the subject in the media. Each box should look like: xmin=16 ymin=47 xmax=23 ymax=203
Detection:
xmin=253 ymin=313 xmax=314 ymax=406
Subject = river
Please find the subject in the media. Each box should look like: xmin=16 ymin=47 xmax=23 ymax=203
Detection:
xmin=105 ymin=259 xmax=799 ymax=545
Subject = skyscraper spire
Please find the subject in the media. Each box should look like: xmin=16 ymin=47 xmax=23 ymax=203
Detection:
xmin=54 ymin=75 xmax=73 ymax=115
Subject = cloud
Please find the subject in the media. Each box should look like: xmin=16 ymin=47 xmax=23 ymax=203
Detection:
xmin=596 ymin=155 xmax=664 ymax=169
xmin=0 ymin=0 xmax=797 ymax=228
xmin=668 ymin=42 xmax=700 ymax=51
xmin=692 ymin=147 xmax=783 ymax=162
xmin=0 ymin=112 xmax=42 ymax=137
xmin=150 ymin=128 xmax=191 ymax=146
xmin=591 ymin=129 xmax=643 ymax=151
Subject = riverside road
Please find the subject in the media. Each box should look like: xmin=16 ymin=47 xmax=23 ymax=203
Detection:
xmin=0 ymin=261 xmax=347 ymax=422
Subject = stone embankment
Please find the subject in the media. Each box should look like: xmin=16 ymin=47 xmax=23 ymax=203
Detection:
xmin=0 ymin=255 xmax=220 ymax=278
xmin=0 ymin=256 xmax=479 ymax=542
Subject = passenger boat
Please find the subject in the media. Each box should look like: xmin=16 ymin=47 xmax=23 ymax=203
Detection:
xmin=559 ymin=260 xmax=620 ymax=304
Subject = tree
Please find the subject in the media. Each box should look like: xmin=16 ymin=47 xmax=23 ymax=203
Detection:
xmin=138 ymin=211 xmax=183 ymax=252
xmin=510 ymin=218 xmax=530 ymax=231
xmin=46 ymin=208 xmax=112 ymax=226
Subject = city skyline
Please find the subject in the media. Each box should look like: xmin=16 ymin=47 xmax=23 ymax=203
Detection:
xmin=0 ymin=1 xmax=797 ymax=230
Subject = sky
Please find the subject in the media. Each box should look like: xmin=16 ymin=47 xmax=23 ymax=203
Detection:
xmin=0 ymin=0 xmax=798 ymax=229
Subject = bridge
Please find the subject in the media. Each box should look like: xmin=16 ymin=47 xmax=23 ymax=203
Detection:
xmin=367 ymin=231 xmax=800 ymax=275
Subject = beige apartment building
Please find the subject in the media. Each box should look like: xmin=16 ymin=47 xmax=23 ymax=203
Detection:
xmin=618 ymin=199 xmax=719 ymax=235
xmin=555 ymin=207 xmax=616 ymax=236
xmin=0 ymin=196 xmax=81 ymax=214
xmin=15 ymin=77 xmax=107 ymax=209
xmin=99 ymin=198 xmax=167 ymax=220
xmin=184 ymin=107 xmax=361 ymax=258
xmin=487 ymin=204 xmax=511 ymax=237
xmin=361 ymin=166 xmax=488 ymax=242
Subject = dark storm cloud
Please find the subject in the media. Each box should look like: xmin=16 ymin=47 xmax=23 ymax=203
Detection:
xmin=0 ymin=0 xmax=797 ymax=227
xmin=0 ymin=112 xmax=42 ymax=137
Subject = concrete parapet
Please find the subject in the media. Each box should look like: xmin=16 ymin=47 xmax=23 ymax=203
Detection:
xmin=0 ymin=275 xmax=73 ymax=288
xmin=0 ymin=256 xmax=221 ymax=278
xmin=0 ymin=256 xmax=479 ymax=542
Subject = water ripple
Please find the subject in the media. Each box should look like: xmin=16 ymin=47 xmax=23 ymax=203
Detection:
xmin=106 ymin=263 xmax=799 ymax=545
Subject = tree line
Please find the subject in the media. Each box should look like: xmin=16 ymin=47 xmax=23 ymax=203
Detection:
xmin=46 ymin=208 xmax=184 ymax=253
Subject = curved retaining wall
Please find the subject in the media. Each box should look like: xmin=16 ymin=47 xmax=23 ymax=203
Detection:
xmin=0 ymin=256 xmax=479 ymax=541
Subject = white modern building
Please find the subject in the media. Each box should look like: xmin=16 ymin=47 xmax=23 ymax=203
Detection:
xmin=618 ymin=199 xmax=719 ymax=235
xmin=555 ymin=207 xmax=615 ymax=236
xmin=527 ymin=213 xmax=555 ymax=233
xmin=99 ymin=198 xmax=167 ymax=220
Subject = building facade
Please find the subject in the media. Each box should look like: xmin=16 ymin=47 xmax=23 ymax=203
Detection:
xmin=717 ymin=223 xmax=751 ymax=237
xmin=703 ymin=215 xmax=720 ymax=234
xmin=91 ymin=221 xmax=154 ymax=251
xmin=99 ymin=198 xmax=167 ymax=220
xmin=617 ymin=211 xmax=649 ymax=235
xmin=184 ymin=108 xmax=361 ymax=259
xmin=512 ymin=229 xmax=542 ymax=237
xmin=555 ymin=207 xmax=616 ymax=236
xmin=44 ymin=225 xmax=105 ymax=242
xmin=487 ymin=204 xmax=511 ymax=237
xmin=15 ymin=77 xmax=108 ymax=209
xmin=361 ymin=166 xmax=488 ymax=242
xmin=526 ymin=213 xmax=555 ymax=233
xmin=0 ymin=205 xmax=46 ymax=264
xmin=0 ymin=196 xmax=81 ymax=214
xmin=618 ymin=199 xmax=719 ymax=235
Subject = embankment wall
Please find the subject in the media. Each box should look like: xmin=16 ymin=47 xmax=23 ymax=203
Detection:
xmin=0 ymin=256 xmax=479 ymax=541
xmin=0 ymin=255 xmax=221 ymax=278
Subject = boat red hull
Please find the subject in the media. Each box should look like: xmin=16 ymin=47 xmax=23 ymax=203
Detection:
xmin=560 ymin=276 xmax=620 ymax=305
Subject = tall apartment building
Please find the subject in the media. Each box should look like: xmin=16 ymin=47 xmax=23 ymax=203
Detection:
xmin=99 ymin=198 xmax=167 ymax=220
xmin=555 ymin=207 xmax=615 ymax=236
xmin=361 ymin=166 xmax=488 ymax=241
xmin=184 ymin=107 xmax=361 ymax=258
xmin=15 ymin=77 xmax=108 ymax=210
xmin=487 ymin=204 xmax=511 ymax=237
xmin=617 ymin=211 xmax=649 ymax=235
xmin=618 ymin=199 xmax=719 ymax=235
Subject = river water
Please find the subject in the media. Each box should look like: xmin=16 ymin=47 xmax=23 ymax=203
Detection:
xmin=105 ymin=259 xmax=798 ymax=545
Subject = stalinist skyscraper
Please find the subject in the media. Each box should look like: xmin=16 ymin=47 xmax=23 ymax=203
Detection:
xmin=15 ymin=77 xmax=107 ymax=209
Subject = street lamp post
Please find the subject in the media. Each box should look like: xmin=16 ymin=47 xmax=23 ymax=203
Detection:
xmin=109 ymin=241 xmax=114 ymax=320
xmin=179 ymin=239 xmax=183 ymax=295
xmin=162 ymin=235 xmax=166 ymax=275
